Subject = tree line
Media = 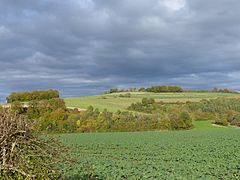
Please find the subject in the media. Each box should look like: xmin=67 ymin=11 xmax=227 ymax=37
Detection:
xmin=105 ymin=86 xmax=237 ymax=94
xmin=6 ymin=89 xmax=59 ymax=103
xmin=5 ymin=89 xmax=240 ymax=134
xmin=105 ymin=86 xmax=184 ymax=94
xmin=4 ymin=89 xmax=193 ymax=133
xmin=128 ymin=97 xmax=240 ymax=127
xmin=8 ymin=99 xmax=193 ymax=133
xmin=185 ymin=87 xmax=237 ymax=93
xmin=74 ymin=106 xmax=193 ymax=132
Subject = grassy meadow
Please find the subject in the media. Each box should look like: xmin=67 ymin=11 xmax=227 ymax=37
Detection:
xmin=64 ymin=92 xmax=240 ymax=112
xmin=60 ymin=121 xmax=240 ymax=179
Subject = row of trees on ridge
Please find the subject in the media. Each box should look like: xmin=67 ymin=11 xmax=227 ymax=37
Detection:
xmin=105 ymin=86 xmax=237 ymax=94
xmin=6 ymin=89 xmax=59 ymax=103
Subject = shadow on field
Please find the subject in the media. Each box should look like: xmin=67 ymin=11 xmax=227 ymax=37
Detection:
xmin=65 ymin=174 xmax=104 ymax=180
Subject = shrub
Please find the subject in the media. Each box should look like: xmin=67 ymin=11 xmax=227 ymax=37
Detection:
xmin=142 ymin=98 xmax=155 ymax=105
xmin=230 ymin=114 xmax=240 ymax=127
xmin=159 ymin=114 xmax=171 ymax=130
xmin=0 ymin=109 xmax=69 ymax=179
xmin=119 ymin=93 xmax=131 ymax=98
xmin=214 ymin=113 xmax=228 ymax=126
xmin=168 ymin=111 xmax=186 ymax=130
xmin=180 ymin=111 xmax=193 ymax=129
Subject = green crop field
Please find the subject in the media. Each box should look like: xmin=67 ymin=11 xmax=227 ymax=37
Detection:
xmin=64 ymin=92 xmax=240 ymax=112
xmin=60 ymin=121 xmax=240 ymax=179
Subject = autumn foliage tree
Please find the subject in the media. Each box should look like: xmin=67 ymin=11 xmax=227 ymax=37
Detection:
xmin=6 ymin=89 xmax=59 ymax=103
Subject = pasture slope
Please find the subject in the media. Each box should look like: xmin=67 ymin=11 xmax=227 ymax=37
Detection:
xmin=64 ymin=92 xmax=240 ymax=112
xmin=60 ymin=121 xmax=240 ymax=179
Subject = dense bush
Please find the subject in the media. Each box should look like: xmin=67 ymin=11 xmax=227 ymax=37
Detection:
xmin=230 ymin=114 xmax=240 ymax=126
xmin=0 ymin=109 xmax=69 ymax=179
xmin=214 ymin=113 xmax=228 ymax=126
xmin=128 ymin=98 xmax=157 ymax=113
xmin=168 ymin=111 xmax=192 ymax=130
xmin=189 ymin=98 xmax=240 ymax=113
xmin=119 ymin=93 xmax=131 ymax=98
xmin=6 ymin=89 xmax=59 ymax=103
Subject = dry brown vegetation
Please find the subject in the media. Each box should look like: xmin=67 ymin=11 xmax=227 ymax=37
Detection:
xmin=0 ymin=109 xmax=69 ymax=179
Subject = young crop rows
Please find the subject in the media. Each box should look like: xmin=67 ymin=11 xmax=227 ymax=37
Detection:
xmin=61 ymin=123 xmax=240 ymax=179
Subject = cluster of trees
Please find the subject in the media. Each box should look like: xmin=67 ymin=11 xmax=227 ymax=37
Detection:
xmin=185 ymin=87 xmax=237 ymax=93
xmin=75 ymin=106 xmax=193 ymax=132
xmin=105 ymin=88 xmax=139 ymax=94
xmin=128 ymin=98 xmax=157 ymax=113
xmin=105 ymin=86 xmax=184 ymax=94
xmin=145 ymin=86 xmax=184 ymax=93
xmin=128 ymin=97 xmax=240 ymax=127
xmin=105 ymin=86 xmax=238 ymax=94
xmin=187 ymin=98 xmax=240 ymax=126
xmin=212 ymin=87 xmax=237 ymax=93
xmin=6 ymin=89 xmax=59 ymax=103
xmin=10 ymin=98 xmax=77 ymax=133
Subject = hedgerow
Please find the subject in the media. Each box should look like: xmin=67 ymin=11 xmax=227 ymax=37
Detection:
xmin=0 ymin=109 xmax=70 ymax=179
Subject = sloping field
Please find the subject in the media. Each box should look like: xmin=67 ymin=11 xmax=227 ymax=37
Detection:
xmin=60 ymin=121 xmax=240 ymax=179
xmin=64 ymin=92 xmax=240 ymax=112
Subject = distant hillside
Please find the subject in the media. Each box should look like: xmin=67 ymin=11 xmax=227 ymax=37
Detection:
xmin=64 ymin=92 xmax=240 ymax=112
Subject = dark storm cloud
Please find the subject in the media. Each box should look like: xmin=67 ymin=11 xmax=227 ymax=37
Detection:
xmin=0 ymin=0 xmax=240 ymax=101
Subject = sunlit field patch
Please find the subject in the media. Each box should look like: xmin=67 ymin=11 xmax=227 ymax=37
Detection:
xmin=64 ymin=92 xmax=240 ymax=112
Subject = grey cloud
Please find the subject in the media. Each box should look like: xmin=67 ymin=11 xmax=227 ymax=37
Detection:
xmin=0 ymin=0 xmax=240 ymax=102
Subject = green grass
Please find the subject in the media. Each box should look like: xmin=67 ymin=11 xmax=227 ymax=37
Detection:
xmin=193 ymin=120 xmax=218 ymax=130
xmin=60 ymin=121 xmax=240 ymax=179
xmin=65 ymin=95 xmax=141 ymax=112
xmin=64 ymin=92 xmax=240 ymax=112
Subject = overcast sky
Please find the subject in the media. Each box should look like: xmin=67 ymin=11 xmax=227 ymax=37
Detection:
xmin=0 ymin=0 xmax=240 ymax=101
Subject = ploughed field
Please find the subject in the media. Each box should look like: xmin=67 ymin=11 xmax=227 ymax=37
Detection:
xmin=60 ymin=121 xmax=240 ymax=179
xmin=64 ymin=92 xmax=240 ymax=112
